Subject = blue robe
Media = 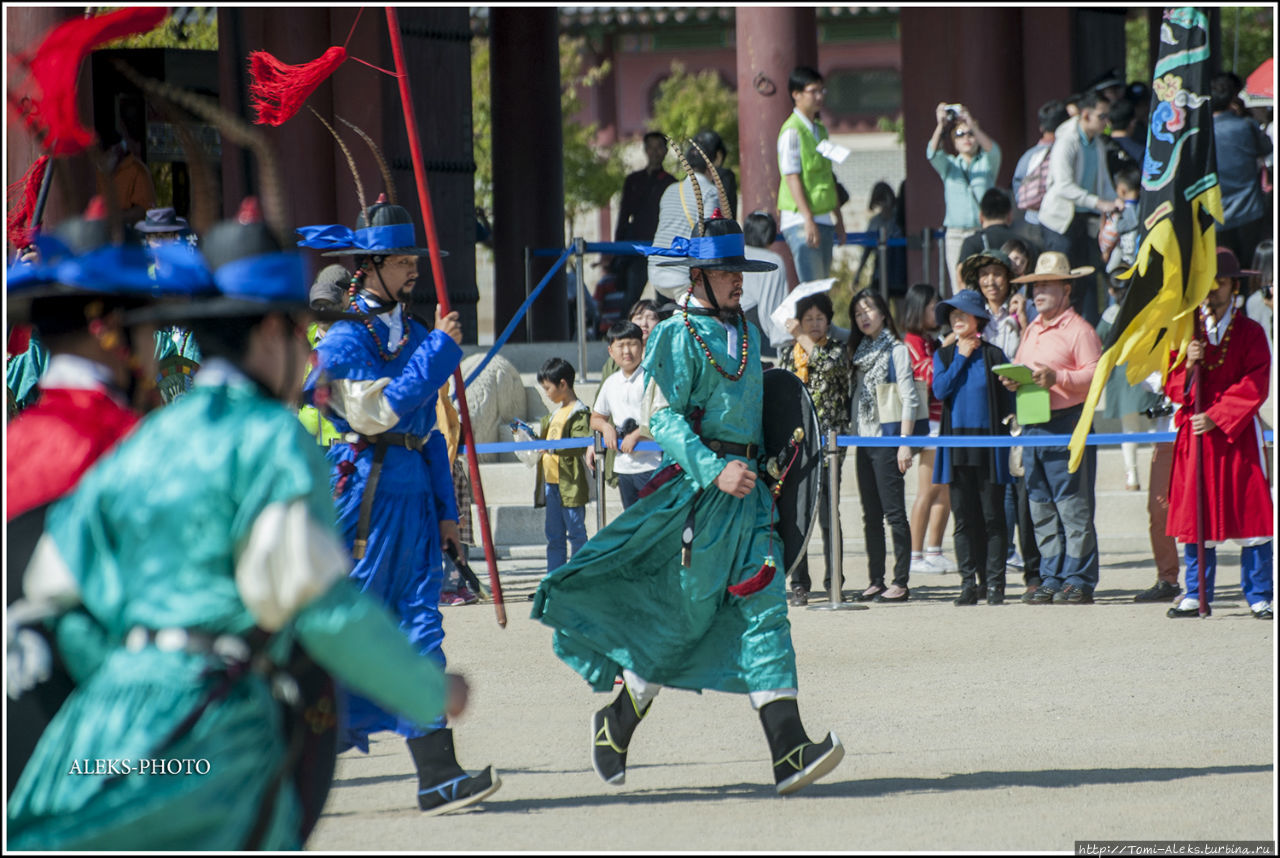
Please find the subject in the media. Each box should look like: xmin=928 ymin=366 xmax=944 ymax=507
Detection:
xmin=531 ymin=310 xmax=798 ymax=694
xmin=307 ymin=297 xmax=463 ymax=749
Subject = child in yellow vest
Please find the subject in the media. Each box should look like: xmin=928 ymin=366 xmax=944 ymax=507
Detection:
xmin=535 ymin=357 xmax=592 ymax=571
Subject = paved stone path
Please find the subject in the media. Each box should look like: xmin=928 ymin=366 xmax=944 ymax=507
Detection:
xmin=308 ymin=543 xmax=1275 ymax=852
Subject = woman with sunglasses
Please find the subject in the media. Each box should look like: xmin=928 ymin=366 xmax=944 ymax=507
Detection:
xmin=927 ymin=103 xmax=1001 ymax=297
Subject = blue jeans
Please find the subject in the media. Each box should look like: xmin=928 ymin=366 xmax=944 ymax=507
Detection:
xmin=545 ymin=483 xmax=587 ymax=572
xmin=1023 ymin=408 xmax=1099 ymax=593
xmin=782 ymin=222 xmax=834 ymax=283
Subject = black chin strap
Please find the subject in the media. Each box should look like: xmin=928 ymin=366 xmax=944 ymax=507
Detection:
xmin=363 ymin=261 xmax=403 ymax=315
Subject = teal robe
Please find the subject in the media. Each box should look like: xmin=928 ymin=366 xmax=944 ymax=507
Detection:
xmin=7 ymin=378 xmax=449 ymax=851
xmin=532 ymin=310 xmax=798 ymax=694
xmin=153 ymin=327 xmax=202 ymax=404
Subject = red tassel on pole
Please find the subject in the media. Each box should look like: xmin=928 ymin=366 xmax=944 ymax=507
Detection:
xmin=7 ymin=7 xmax=169 ymax=155
xmin=385 ymin=6 xmax=507 ymax=628
xmin=6 ymin=155 xmax=49 ymax=250
xmin=247 ymin=46 xmax=347 ymax=126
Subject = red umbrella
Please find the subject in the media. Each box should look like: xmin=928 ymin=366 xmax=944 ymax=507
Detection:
xmin=1245 ymin=57 xmax=1273 ymax=99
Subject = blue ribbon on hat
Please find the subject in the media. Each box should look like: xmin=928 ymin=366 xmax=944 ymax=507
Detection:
xmin=215 ymin=252 xmax=307 ymax=302
xmin=295 ymin=223 xmax=419 ymax=253
xmin=55 ymin=245 xmax=167 ymax=295
xmin=637 ymin=233 xmax=746 ymax=260
xmin=148 ymin=242 xmax=306 ymax=302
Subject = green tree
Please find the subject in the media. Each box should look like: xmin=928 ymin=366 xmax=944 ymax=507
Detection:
xmin=648 ymin=61 xmax=739 ymax=172
xmin=1220 ymin=7 xmax=1274 ymax=79
xmin=470 ymin=35 xmax=624 ymax=239
xmin=97 ymin=7 xmax=218 ymax=50
xmin=559 ymin=35 xmax=626 ymax=240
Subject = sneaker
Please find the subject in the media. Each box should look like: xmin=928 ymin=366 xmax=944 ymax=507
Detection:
xmin=774 ymin=733 xmax=845 ymax=795
xmin=1134 ymin=580 xmax=1182 ymax=603
xmin=924 ymin=551 xmax=957 ymax=573
xmin=910 ymin=555 xmax=943 ymax=576
xmin=1125 ymin=469 xmax=1141 ymax=491
xmin=418 ymin=767 xmax=502 ymax=815
xmin=1006 ymin=551 xmax=1023 ymax=570
xmin=1026 ymin=586 xmax=1056 ymax=605
xmin=1057 ymin=584 xmax=1094 ymax=604
xmin=1251 ymin=601 xmax=1273 ymax=620
xmin=1167 ymin=597 xmax=1210 ymax=618
xmin=440 ymin=589 xmax=479 ymax=607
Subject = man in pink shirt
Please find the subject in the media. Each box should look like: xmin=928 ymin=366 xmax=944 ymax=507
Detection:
xmin=1002 ymin=252 xmax=1102 ymax=604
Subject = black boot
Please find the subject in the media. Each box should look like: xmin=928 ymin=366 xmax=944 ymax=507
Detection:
xmin=954 ymin=577 xmax=980 ymax=606
xmin=758 ymin=698 xmax=844 ymax=795
xmin=592 ymin=684 xmax=651 ymax=785
xmin=987 ymin=569 xmax=1006 ymax=605
xmin=407 ymin=729 xmax=502 ymax=815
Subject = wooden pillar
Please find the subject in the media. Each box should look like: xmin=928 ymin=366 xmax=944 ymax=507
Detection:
xmin=6 ymin=6 xmax=103 ymax=243
xmin=735 ymin=7 xmax=817 ymax=286
xmin=900 ymin=7 xmax=1028 ymax=285
xmin=491 ymin=8 xmax=565 ymax=341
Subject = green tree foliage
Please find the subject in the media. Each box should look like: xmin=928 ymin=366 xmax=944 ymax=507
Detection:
xmin=96 ymin=7 xmax=218 ymax=50
xmin=647 ymin=61 xmax=739 ymax=172
xmin=1127 ymin=8 xmax=1273 ymax=86
xmin=1219 ymin=7 xmax=1274 ymax=80
xmin=470 ymin=34 xmax=625 ymax=240
xmin=559 ymin=35 xmax=626 ymax=239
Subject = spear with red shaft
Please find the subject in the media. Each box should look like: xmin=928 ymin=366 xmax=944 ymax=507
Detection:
xmin=384 ymin=7 xmax=506 ymax=626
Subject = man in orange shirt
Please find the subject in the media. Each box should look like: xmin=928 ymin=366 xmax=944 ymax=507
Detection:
xmin=1002 ymin=252 xmax=1102 ymax=604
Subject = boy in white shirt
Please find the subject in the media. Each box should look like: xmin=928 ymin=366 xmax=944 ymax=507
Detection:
xmin=591 ymin=321 xmax=662 ymax=508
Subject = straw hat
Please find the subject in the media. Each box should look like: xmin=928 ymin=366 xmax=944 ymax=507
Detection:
xmin=1010 ymin=251 xmax=1095 ymax=283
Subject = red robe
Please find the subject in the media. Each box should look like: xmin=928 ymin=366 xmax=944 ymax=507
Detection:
xmin=6 ymin=387 xmax=138 ymax=520
xmin=1165 ymin=312 xmax=1273 ymax=542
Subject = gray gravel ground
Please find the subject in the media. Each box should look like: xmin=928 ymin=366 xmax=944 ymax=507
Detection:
xmin=308 ymin=545 xmax=1276 ymax=852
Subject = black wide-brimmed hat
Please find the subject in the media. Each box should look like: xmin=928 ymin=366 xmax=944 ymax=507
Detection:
xmin=127 ymin=198 xmax=356 ymax=325
xmin=654 ymin=218 xmax=778 ymax=273
xmin=296 ymin=195 xmax=447 ymax=259
xmin=134 ymin=206 xmax=191 ymax=234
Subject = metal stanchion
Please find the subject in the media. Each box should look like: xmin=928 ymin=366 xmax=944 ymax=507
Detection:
xmin=809 ymin=430 xmax=863 ymax=612
xmin=877 ymin=226 xmax=889 ymax=303
xmin=574 ymin=236 xmax=587 ymax=381
xmin=594 ymin=429 xmax=607 ymax=531
xmin=523 ymin=246 xmax=533 ymax=344
xmin=936 ymin=230 xmax=946 ymax=295
xmin=921 ymin=227 xmax=931 ymax=289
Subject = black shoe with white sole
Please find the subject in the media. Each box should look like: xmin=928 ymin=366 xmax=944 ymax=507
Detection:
xmin=758 ymin=697 xmax=844 ymax=795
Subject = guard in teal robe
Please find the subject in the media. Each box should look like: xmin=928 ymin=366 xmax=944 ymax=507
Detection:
xmin=7 ymin=203 xmax=458 ymax=850
xmin=531 ymin=218 xmax=844 ymax=796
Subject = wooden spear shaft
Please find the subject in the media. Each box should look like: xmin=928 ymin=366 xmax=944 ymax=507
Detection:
xmin=385 ymin=7 xmax=506 ymax=627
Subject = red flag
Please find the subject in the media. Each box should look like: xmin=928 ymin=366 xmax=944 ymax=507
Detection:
xmin=7 ymin=7 xmax=169 ymax=155
xmin=247 ymin=46 xmax=347 ymax=126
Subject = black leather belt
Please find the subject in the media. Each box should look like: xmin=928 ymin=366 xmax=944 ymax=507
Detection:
xmin=361 ymin=432 xmax=428 ymax=451
xmin=703 ymin=439 xmax=758 ymax=459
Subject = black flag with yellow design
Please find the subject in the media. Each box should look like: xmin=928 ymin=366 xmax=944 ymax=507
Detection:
xmin=1069 ymin=6 xmax=1223 ymax=472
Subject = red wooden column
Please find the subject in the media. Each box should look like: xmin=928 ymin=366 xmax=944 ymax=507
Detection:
xmin=735 ymin=6 xmax=817 ymax=266
xmin=6 ymin=6 xmax=100 ymax=236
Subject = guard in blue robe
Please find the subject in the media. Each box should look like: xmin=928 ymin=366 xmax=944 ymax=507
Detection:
xmin=532 ymin=218 xmax=845 ymax=795
xmin=300 ymin=198 xmax=500 ymax=814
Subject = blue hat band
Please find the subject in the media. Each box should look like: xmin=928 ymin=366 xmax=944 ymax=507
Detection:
xmin=296 ymin=222 xmax=418 ymax=253
xmin=149 ymin=243 xmax=306 ymax=303
xmin=643 ymin=233 xmax=746 ymax=261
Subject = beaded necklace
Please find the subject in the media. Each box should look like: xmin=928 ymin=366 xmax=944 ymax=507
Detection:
xmin=681 ymin=284 xmax=750 ymax=381
xmin=348 ymin=268 xmax=409 ymax=361
xmin=1198 ymin=303 xmax=1235 ymax=372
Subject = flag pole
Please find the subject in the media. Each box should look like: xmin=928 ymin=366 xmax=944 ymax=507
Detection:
xmin=1192 ymin=355 xmax=1208 ymax=618
xmin=385 ymin=7 xmax=506 ymax=627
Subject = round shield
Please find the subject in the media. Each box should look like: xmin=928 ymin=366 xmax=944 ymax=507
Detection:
xmin=761 ymin=368 xmax=823 ymax=578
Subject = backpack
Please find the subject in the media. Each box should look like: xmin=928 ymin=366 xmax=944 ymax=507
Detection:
xmin=1016 ymin=145 xmax=1052 ymax=211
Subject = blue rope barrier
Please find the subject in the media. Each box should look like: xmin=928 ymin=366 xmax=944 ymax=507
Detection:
xmin=462 ymin=246 xmax=573 ymax=390
xmin=522 ymin=229 xmax=946 ymax=261
xmin=458 ymin=430 xmax=1274 ymax=456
